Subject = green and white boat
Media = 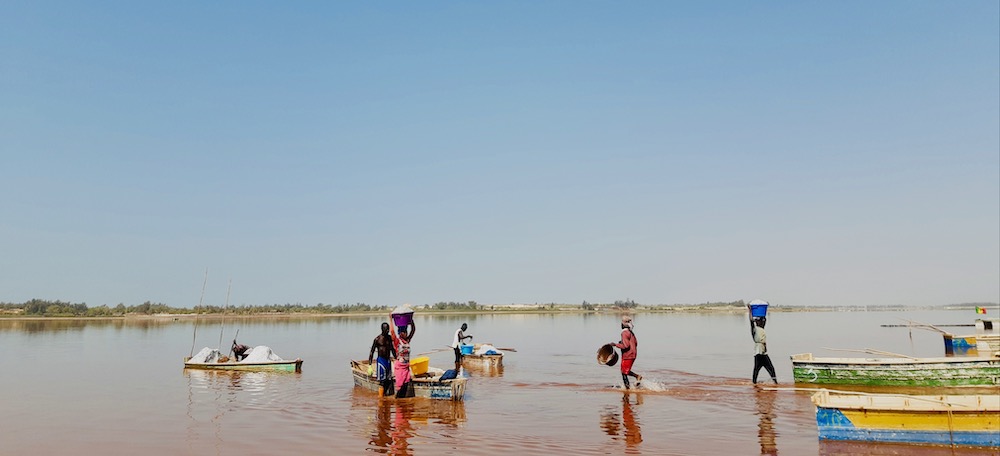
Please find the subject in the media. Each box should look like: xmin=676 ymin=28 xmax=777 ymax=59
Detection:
xmin=791 ymin=353 xmax=1000 ymax=387
xmin=184 ymin=346 xmax=303 ymax=372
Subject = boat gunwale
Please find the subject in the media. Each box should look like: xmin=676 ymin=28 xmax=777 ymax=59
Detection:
xmin=183 ymin=358 xmax=303 ymax=372
xmin=790 ymin=352 xmax=1000 ymax=365
xmin=810 ymin=389 xmax=1000 ymax=412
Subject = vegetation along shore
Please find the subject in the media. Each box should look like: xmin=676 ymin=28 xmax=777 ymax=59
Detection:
xmin=1 ymin=298 xmax=994 ymax=319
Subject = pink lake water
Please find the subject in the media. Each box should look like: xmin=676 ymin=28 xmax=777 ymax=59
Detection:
xmin=0 ymin=309 xmax=996 ymax=455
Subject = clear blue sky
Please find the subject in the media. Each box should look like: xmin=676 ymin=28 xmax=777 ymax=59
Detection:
xmin=2 ymin=2 xmax=998 ymax=308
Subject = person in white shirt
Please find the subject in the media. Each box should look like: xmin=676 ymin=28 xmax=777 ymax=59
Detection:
xmin=451 ymin=323 xmax=472 ymax=371
xmin=748 ymin=308 xmax=777 ymax=384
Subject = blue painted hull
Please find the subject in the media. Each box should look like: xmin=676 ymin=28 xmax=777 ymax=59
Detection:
xmin=817 ymin=407 xmax=1000 ymax=447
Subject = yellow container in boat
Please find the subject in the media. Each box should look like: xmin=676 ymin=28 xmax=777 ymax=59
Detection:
xmin=410 ymin=356 xmax=430 ymax=376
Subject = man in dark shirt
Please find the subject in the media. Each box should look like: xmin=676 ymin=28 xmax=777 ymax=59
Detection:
xmin=231 ymin=340 xmax=250 ymax=361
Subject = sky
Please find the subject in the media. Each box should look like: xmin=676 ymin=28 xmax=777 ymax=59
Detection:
xmin=1 ymin=2 xmax=998 ymax=309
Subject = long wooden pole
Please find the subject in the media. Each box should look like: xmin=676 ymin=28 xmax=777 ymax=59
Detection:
xmin=821 ymin=347 xmax=916 ymax=359
xmin=218 ymin=278 xmax=231 ymax=351
xmin=190 ymin=268 xmax=209 ymax=357
xmin=900 ymin=318 xmax=949 ymax=334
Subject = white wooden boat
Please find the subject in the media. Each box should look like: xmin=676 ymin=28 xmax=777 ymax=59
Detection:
xmin=184 ymin=346 xmax=302 ymax=372
xmin=350 ymin=360 xmax=467 ymax=401
xmin=184 ymin=357 xmax=302 ymax=372
xmin=974 ymin=319 xmax=999 ymax=353
xmin=461 ymin=343 xmax=504 ymax=370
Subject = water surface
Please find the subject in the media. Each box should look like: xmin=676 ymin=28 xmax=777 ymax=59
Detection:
xmin=1 ymin=309 xmax=995 ymax=455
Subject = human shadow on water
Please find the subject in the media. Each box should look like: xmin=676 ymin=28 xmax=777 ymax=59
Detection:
xmin=754 ymin=387 xmax=779 ymax=456
xmin=600 ymin=392 xmax=643 ymax=453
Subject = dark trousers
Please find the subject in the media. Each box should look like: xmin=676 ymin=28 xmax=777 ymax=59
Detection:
xmin=379 ymin=379 xmax=395 ymax=396
xmin=753 ymin=354 xmax=776 ymax=383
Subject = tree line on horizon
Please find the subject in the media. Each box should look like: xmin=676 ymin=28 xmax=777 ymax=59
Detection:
xmin=0 ymin=299 xmax=491 ymax=317
xmin=9 ymin=298 xmax=973 ymax=318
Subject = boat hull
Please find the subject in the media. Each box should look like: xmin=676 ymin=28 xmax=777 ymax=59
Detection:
xmin=351 ymin=361 xmax=467 ymax=401
xmin=812 ymin=390 xmax=1000 ymax=447
xmin=462 ymin=353 xmax=503 ymax=370
xmin=790 ymin=353 xmax=1000 ymax=387
xmin=184 ymin=358 xmax=303 ymax=372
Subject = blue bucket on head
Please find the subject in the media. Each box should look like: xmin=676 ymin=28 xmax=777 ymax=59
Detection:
xmin=460 ymin=344 xmax=474 ymax=355
xmin=750 ymin=303 xmax=768 ymax=318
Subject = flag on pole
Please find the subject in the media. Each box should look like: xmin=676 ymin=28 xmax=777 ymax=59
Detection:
xmin=975 ymin=306 xmax=987 ymax=315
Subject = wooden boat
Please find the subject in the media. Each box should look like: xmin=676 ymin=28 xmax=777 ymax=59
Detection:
xmin=811 ymin=389 xmax=1000 ymax=447
xmin=350 ymin=360 xmax=467 ymax=401
xmin=790 ymin=353 xmax=1000 ymax=387
xmin=461 ymin=343 xmax=503 ymax=370
xmin=184 ymin=346 xmax=302 ymax=372
xmin=975 ymin=319 xmax=1000 ymax=354
xmin=183 ymin=357 xmax=302 ymax=372
xmin=940 ymin=319 xmax=999 ymax=355
xmin=943 ymin=333 xmax=978 ymax=355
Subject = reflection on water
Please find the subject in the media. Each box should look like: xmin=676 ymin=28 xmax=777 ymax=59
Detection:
xmin=183 ymin=368 xmax=304 ymax=455
xmin=462 ymin=363 xmax=504 ymax=377
xmin=3 ymin=310 xmax=989 ymax=455
xmin=183 ymin=368 xmax=278 ymax=394
xmin=600 ymin=392 xmax=643 ymax=453
xmin=0 ymin=317 xmax=180 ymax=334
xmin=754 ymin=387 xmax=779 ymax=456
xmin=818 ymin=440 xmax=1000 ymax=456
xmin=350 ymin=389 xmax=467 ymax=455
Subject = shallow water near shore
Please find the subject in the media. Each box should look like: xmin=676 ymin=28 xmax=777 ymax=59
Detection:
xmin=1 ymin=309 xmax=996 ymax=455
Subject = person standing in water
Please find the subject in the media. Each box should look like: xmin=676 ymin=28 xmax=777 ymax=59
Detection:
xmin=391 ymin=319 xmax=416 ymax=398
xmin=451 ymin=323 xmax=472 ymax=372
xmin=748 ymin=307 xmax=778 ymax=384
xmin=613 ymin=316 xmax=642 ymax=389
xmin=368 ymin=322 xmax=396 ymax=396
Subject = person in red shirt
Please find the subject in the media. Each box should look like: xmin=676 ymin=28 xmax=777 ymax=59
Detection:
xmin=612 ymin=316 xmax=642 ymax=388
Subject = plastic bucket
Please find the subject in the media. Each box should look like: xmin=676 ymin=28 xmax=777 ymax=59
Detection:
xmin=750 ymin=304 xmax=768 ymax=318
xmin=597 ymin=343 xmax=619 ymax=366
xmin=410 ymin=356 xmax=429 ymax=376
xmin=460 ymin=344 xmax=474 ymax=355
xmin=391 ymin=312 xmax=414 ymax=328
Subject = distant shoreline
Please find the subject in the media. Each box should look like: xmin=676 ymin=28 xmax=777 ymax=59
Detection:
xmin=1 ymin=303 xmax=994 ymax=321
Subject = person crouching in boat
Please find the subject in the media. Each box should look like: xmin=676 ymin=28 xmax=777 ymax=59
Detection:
xmin=612 ymin=316 xmax=642 ymax=389
xmin=231 ymin=340 xmax=250 ymax=361
xmin=369 ymin=322 xmax=397 ymax=396
xmin=391 ymin=319 xmax=416 ymax=398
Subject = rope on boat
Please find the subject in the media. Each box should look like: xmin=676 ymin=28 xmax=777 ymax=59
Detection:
xmin=947 ymin=405 xmax=955 ymax=448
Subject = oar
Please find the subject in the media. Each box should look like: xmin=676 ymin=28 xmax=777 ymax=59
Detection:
xmin=899 ymin=318 xmax=949 ymax=334
xmin=414 ymin=347 xmax=453 ymax=357
xmin=864 ymin=348 xmax=917 ymax=359
xmin=228 ymin=328 xmax=240 ymax=358
xmin=495 ymin=347 xmax=517 ymax=352
xmin=821 ymin=347 xmax=917 ymax=359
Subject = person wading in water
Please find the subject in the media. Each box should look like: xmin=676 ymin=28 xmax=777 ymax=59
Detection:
xmin=451 ymin=323 xmax=472 ymax=372
xmin=368 ymin=322 xmax=397 ymax=396
xmin=748 ymin=307 xmax=778 ymax=385
xmin=391 ymin=319 xmax=416 ymax=398
xmin=612 ymin=316 xmax=642 ymax=389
